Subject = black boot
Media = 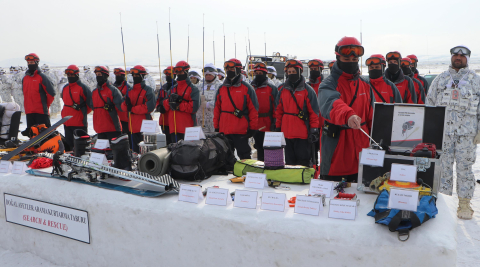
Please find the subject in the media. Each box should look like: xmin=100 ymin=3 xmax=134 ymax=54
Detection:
xmin=73 ymin=129 xmax=91 ymax=157
xmin=109 ymin=134 xmax=132 ymax=171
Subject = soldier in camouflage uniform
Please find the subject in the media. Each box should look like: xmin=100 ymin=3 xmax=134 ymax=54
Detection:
xmin=196 ymin=63 xmax=223 ymax=133
xmin=11 ymin=66 xmax=25 ymax=112
xmin=80 ymin=65 xmax=96 ymax=90
xmin=41 ymin=64 xmax=62 ymax=117
xmin=0 ymin=68 xmax=11 ymax=102
xmin=144 ymin=68 xmax=157 ymax=91
xmin=426 ymin=45 xmax=480 ymax=220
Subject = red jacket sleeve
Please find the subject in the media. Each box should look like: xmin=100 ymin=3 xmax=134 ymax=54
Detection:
xmin=275 ymin=91 xmax=284 ymax=128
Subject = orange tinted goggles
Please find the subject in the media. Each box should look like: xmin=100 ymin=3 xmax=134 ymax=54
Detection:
xmin=328 ymin=62 xmax=334 ymax=68
xmin=366 ymin=57 xmax=383 ymax=66
xmin=163 ymin=70 xmax=172 ymax=75
xmin=338 ymin=45 xmax=364 ymax=57
xmin=25 ymin=55 xmax=38 ymax=61
xmin=401 ymin=60 xmax=411 ymax=67
xmin=285 ymin=59 xmax=301 ymax=68
xmin=94 ymin=67 xmax=106 ymax=72
xmin=308 ymin=60 xmax=323 ymax=67
xmin=254 ymin=62 xmax=267 ymax=69
xmin=65 ymin=69 xmax=78 ymax=75
xmin=386 ymin=52 xmax=401 ymax=59
xmin=173 ymin=67 xmax=184 ymax=73
xmin=224 ymin=61 xmax=236 ymax=69
xmin=113 ymin=68 xmax=125 ymax=75
xmin=131 ymin=68 xmax=142 ymax=74
xmin=410 ymin=58 xmax=418 ymax=64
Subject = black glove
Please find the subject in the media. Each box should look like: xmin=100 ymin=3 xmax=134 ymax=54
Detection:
xmin=275 ymin=127 xmax=281 ymax=132
xmin=309 ymin=128 xmax=320 ymax=143
xmin=169 ymin=93 xmax=183 ymax=110
xmin=156 ymin=104 xmax=166 ymax=113
xmin=125 ymin=97 xmax=132 ymax=112
xmin=103 ymin=103 xmax=115 ymax=112
xmin=215 ymin=128 xmax=219 ymax=133
xmin=246 ymin=129 xmax=255 ymax=139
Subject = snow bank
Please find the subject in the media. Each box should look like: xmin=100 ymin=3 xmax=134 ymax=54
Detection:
xmin=0 ymin=172 xmax=457 ymax=266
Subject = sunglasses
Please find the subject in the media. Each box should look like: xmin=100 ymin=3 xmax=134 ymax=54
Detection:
xmin=337 ymin=45 xmax=364 ymax=57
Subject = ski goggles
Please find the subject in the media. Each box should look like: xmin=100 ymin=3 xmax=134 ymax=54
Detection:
xmin=365 ymin=57 xmax=384 ymax=66
xmin=307 ymin=60 xmax=324 ymax=68
xmin=202 ymin=67 xmax=217 ymax=73
xmin=223 ymin=61 xmax=240 ymax=69
xmin=285 ymin=59 xmax=302 ymax=68
xmin=337 ymin=45 xmax=364 ymax=57
xmin=65 ymin=69 xmax=79 ymax=75
xmin=450 ymin=46 xmax=471 ymax=56
xmin=163 ymin=69 xmax=172 ymax=75
xmin=173 ymin=67 xmax=186 ymax=73
xmin=254 ymin=62 xmax=267 ymax=69
xmin=400 ymin=60 xmax=411 ymax=67
xmin=131 ymin=68 xmax=146 ymax=74
xmin=94 ymin=66 xmax=109 ymax=74
xmin=386 ymin=52 xmax=401 ymax=60
xmin=328 ymin=62 xmax=335 ymax=68
xmin=113 ymin=68 xmax=125 ymax=75
xmin=25 ymin=55 xmax=39 ymax=61
xmin=409 ymin=58 xmax=418 ymax=64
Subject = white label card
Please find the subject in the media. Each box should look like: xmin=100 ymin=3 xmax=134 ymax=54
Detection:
xmin=294 ymin=195 xmax=323 ymax=216
xmin=89 ymin=152 xmax=108 ymax=166
xmin=94 ymin=139 xmax=109 ymax=149
xmin=328 ymin=199 xmax=357 ymax=220
xmin=12 ymin=161 xmax=28 ymax=174
xmin=360 ymin=149 xmax=385 ymax=167
xmin=244 ymin=172 xmax=268 ymax=189
xmin=390 ymin=163 xmax=417 ymax=183
xmin=309 ymin=179 xmax=334 ymax=198
xmin=184 ymin=126 xmax=206 ymax=141
xmin=260 ymin=192 xmax=286 ymax=212
xmin=178 ymin=184 xmax=204 ymax=204
xmin=388 ymin=188 xmax=419 ymax=212
xmin=263 ymin=132 xmax=286 ymax=147
xmin=140 ymin=119 xmax=160 ymax=133
xmin=0 ymin=161 xmax=12 ymax=173
xmin=233 ymin=190 xmax=258 ymax=209
xmin=205 ymin=187 xmax=229 ymax=206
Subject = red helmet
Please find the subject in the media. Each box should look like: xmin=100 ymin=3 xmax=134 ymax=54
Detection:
xmin=401 ymin=57 xmax=412 ymax=67
xmin=335 ymin=37 xmax=364 ymax=57
xmin=163 ymin=66 xmax=173 ymax=75
xmin=113 ymin=67 xmax=126 ymax=75
xmin=94 ymin=66 xmax=109 ymax=75
xmin=406 ymin=54 xmax=418 ymax=64
xmin=25 ymin=53 xmax=40 ymax=63
xmin=285 ymin=59 xmax=303 ymax=71
xmin=366 ymin=54 xmax=386 ymax=66
xmin=241 ymin=70 xmax=247 ymax=75
xmin=308 ymin=59 xmax=324 ymax=70
xmin=174 ymin=61 xmax=190 ymax=73
xmin=224 ymin=58 xmax=243 ymax=69
xmin=328 ymin=60 xmax=336 ymax=69
xmin=253 ymin=62 xmax=268 ymax=73
xmin=131 ymin=65 xmax=147 ymax=75
xmin=65 ymin=65 xmax=80 ymax=75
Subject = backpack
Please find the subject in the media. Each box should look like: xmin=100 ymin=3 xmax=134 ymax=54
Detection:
xmin=168 ymin=133 xmax=236 ymax=181
xmin=367 ymin=189 xmax=438 ymax=241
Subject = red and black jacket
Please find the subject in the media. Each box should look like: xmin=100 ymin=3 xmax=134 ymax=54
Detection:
xmin=61 ymin=80 xmax=93 ymax=127
xmin=414 ymin=70 xmax=429 ymax=94
xmin=410 ymin=75 xmax=426 ymax=104
xmin=156 ymin=82 xmax=173 ymax=127
xmin=214 ymin=76 xmax=259 ymax=135
xmin=121 ymin=81 xmax=155 ymax=133
xmin=251 ymin=78 xmax=278 ymax=132
xmin=275 ymin=78 xmax=319 ymax=139
xmin=384 ymin=69 xmax=417 ymax=103
xmin=115 ymin=81 xmax=132 ymax=123
xmin=22 ymin=69 xmax=56 ymax=115
xmin=163 ymin=78 xmax=200 ymax=134
xmin=92 ymin=81 xmax=124 ymax=134
xmin=368 ymin=75 xmax=402 ymax=103
xmin=306 ymin=74 xmax=324 ymax=95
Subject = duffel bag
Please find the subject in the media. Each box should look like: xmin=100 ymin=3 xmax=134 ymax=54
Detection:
xmin=233 ymin=159 xmax=313 ymax=184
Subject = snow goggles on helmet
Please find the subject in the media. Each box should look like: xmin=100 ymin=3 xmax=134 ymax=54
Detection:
xmin=203 ymin=67 xmax=216 ymax=73
xmin=450 ymin=46 xmax=471 ymax=56
xmin=25 ymin=55 xmax=39 ymax=61
xmin=285 ymin=59 xmax=302 ymax=68
xmin=386 ymin=52 xmax=401 ymax=60
xmin=173 ymin=67 xmax=187 ymax=73
xmin=337 ymin=45 xmax=364 ymax=57
xmin=366 ymin=57 xmax=384 ymax=66
xmin=114 ymin=68 xmax=125 ymax=75
xmin=400 ymin=60 xmax=411 ymax=67
xmin=65 ymin=69 xmax=79 ymax=75
xmin=94 ymin=66 xmax=109 ymax=74
xmin=409 ymin=58 xmax=418 ymax=64
xmin=328 ymin=62 xmax=335 ymax=69
xmin=224 ymin=61 xmax=240 ymax=69
xmin=307 ymin=60 xmax=323 ymax=68
xmin=254 ymin=62 xmax=267 ymax=69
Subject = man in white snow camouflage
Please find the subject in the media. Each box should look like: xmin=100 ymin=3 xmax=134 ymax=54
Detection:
xmin=267 ymin=65 xmax=282 ymax=87
xmin=197 ymin=63 xmax=223 ymax=133
xmin=426 ymin=45 xmax=480 ymax=220
xmin=80 ymin=65 xmax=96 ymax=91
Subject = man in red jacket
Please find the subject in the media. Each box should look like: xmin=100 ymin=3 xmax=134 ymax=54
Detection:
xmin=365 ymin=54 xmax=402 ymax=103
xmin=92 ymin=66 xmax=124 ymax=140
xmin=213 ymin=58 xmax=259 ymax=159
xmin=407 ymin=54 xmax=429 ymax=94
xmin=156 ymin=66 xmax=175 ymax=145
xmin=122 ymin=65 xmax=156 ymax=153
xmin=275 ymin=59 xmax=319 ymax=167
xmin=250 ymin=62 xmax=277 ymax=161
xmin=113 ymin=67 xmax=131 ymax=138
xmin=163 ymin=61 xmax=200 ymax=143
xmin=318 ymin=37 xmax=374 ymax=182
xmin=306 ymin=59 xmax=324 ymax=95
xmin=401 ymin=58 xmax=425 ymax=104
xmin=61 ymin=65 xmax=93 ymax=149
xmin=22 ymin=53 xmax=56 ymax=131
xmin=384 ymin=51 xmax=417 ymax=103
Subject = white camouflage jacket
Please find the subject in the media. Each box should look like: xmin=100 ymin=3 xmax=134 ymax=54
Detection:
xmin=426 ymin=65 xmax=480 ymax=136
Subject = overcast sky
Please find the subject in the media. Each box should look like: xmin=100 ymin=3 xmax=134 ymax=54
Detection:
xmin=1 ymin=0 xmax=478 ymax=68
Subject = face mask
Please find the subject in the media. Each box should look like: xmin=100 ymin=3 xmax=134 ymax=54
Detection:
xmin=387 ymin=63 xmax=399 ymax=74
xmin=310 ymin=70 xmax=321 ymax=80
xmin=411 ymin=67 xmax=417 ymax=73
xmin=226 ymin=70 xmax=237 ymax=80
xmin=28 ymin=64 xmax=37 ymax=72
xmin=176 ymin=73 xmax=187 ymax=81
xmin=368 ymin=69 xmax=383 ymax=79
xmin=68 ymin=76 xmax=79 ymax=83
xmin=255 ymin=73 xmax=267 ymax=84
xmin=115 ymin=75 xmax=125 ymax=84
xmin=288 ymin=73 xmax=300 ymax=83
xmin=401 ymin=67 xmax=412 ymax=75
xmin=133 ymin=76 xmax=143 ymax=84
xmin=96 ymin=75 xmax=107 ymax=86
xmin=337 ymin=60 xmax=359 ymax=75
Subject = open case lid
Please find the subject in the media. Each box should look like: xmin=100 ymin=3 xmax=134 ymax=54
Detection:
xmin=370 ymin=103 xmax=446 ymax=152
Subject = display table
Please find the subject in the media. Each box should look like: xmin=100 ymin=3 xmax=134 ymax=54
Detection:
xmin=0 ymin=171 xmax=458 ymax=266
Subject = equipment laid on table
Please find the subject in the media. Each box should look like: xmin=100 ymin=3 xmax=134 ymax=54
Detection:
xmin=138 ymin=147 xmax=170 ymax=176
xmin=369 ymin=172 xmax=432 ymax=196
xmin=234 ymin=159 xmax=314 ymax=184
xmin=168 ymin=132 xmax=236 ymax=180
xmin=358 ymin=103 xmax=444 ymax=195
xmin=138 ymin=133 xmax=167 ymax=155
xmin=264 ymin=146 xmax=285 ymax=169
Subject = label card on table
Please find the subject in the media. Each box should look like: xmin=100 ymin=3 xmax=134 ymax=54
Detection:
xmin=263 ymin=132 xmax=286 ymax=147
xmin=260 ymin=192 xmax=286 ymax=212
xmin=294 ymin=195 xmax=323 ymax=216
xmin=233 ymin=190 xmax=258 ymax=209
xmin=0 ymin=161 xmax=12 ymax=173
xmin=360 ymin=148 xmax=385 ymax=167
xmin=205 ymin=187 xmax=229 ymax=206
xmin=388 ymin=188 xmax=419 ymax=212
xmin=244 ymin=172 xmax=268 ymax=189
xmin=140 ymin=119 xmax=160 ymax=133
xmin=89 ymin=152 xmax=108 ymax=166
xmin=178 ymin=184 xmax=204 ymax=204
xmin=328 ymin=199 xmax=357 ymax=220
xmin=12 ymin=161 xmax=28 ymax=174
xmin=184 ymin=126 xmax=206 ymax=141
xmin=309 ymin=179 xmax=334 ymax=198
xmin=390 ymin=163 xmax=417 ymax=183
xmin=94 ymin=139 xmax=109 ymax=149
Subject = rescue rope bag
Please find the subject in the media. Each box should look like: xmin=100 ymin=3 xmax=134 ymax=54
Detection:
xmin=367 ymin=189 xmax=438 ymax=241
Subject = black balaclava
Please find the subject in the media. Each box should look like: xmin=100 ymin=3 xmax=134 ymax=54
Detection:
xmin=310 ymin=69 xmax=321 ymax=81
xmin=226 ymin=68 xmax=239 ymax=80
xmin=176 ymin=71 xmax=188 ymax=81
xmin=28 ymin=64 xmax=38 ymax=73
xmin=96 ymin=73 xmax=108 ymax=86
xmin=411 ymin=63 xmax=417 ymax=74
xmin=368 ymin=69 xmax=383 ymax=79
xmin=336 ymin=56 xmax=359 ymax=75
xmin=387 ymin=61 xmax=400 ymax=74
xmin=254 ymin=72 xmax=267 ymax=85
xmin=287 ymin=67 xmax=301 ymax=83
xmin=115 ymin=74 xmax=125 ymax=85
xmin=133 ymin=74 xmax=144 ymax=84
xmin=68 ymin=76 xmax=79 ymax=84
xmin=166 ymin=75 xmax=176 ymax=84
xmin=401 ymin=66 xmax=412 ymax=76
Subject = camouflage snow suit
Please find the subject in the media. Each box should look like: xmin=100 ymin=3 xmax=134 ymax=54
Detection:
xmin=196 ymin=78 xmax=223 ymax=133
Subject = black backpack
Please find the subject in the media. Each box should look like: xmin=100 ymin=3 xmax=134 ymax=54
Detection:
xmin=168 ymin=133 xmax=236 ymax=181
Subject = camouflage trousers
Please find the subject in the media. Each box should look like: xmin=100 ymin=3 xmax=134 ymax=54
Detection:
xmin=440 ymin=135 xmax=476 ymax=199
xmin=50 ymin=93 xmax=62 ymax=116
xmin=196 ymin=107 xmax=215 ymax=133
xmin=0 ymin=89 xmax=13 ymax=103
xmin=13 ymin=89 xmax=24 ymax=112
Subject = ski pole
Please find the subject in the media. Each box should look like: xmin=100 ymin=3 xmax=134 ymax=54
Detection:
xmin=213 ymin=30 xmax=216 ymax=66
xmin=119 ymin=12 xmax=134 ymax=151
xmin=187 ymin=24 xmax=190 ymax=62
xmin=169 ymin=7 xmax=177 ymax=143
xmin=223 ymin=23 xmax=226 ymax=63
xmin=202 ymin=14 xmax=206 ymax=128
xmin=156 ymin=21 xmax=165 ymax=132
xmin=359 ymin=128 xmax=381 ymax=148
xmin=247 ymin=28 xmax=253 ymax=80
xmin=234 ymin=32 xmax=236 ymax=58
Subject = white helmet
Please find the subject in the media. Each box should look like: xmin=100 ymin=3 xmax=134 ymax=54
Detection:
xmin=41 ymin=64 xmax=50 ymax=71
xmin=267 ymin=66 xmax=277 ymax=76
xmin=145 ymin=68 xmax=150 ymax=74
xmin=20 ymin=66 xmax=26 ymax=71
xmin=84 ymin=65 xmax=91 ymax=72
xmin=0 ymin=68 xmax=6 ymax=75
